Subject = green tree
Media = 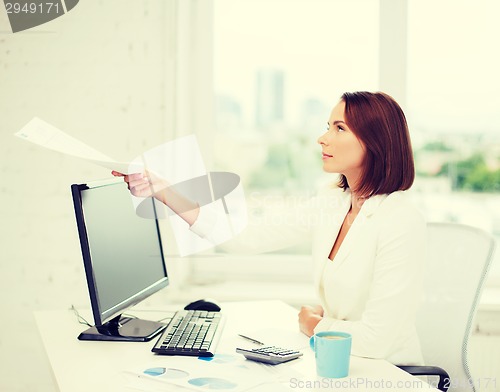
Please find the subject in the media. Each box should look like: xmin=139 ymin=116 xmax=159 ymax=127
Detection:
xmin=438 ymin=153 xmax=500 ymax=191
xmin=465 ymin=167 xmax=500 ymax=192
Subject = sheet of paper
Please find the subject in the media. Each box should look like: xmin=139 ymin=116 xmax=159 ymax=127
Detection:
xmin=15 ymin=117 xmax=141 ymax=174
xmin=117 ymin=351 xmax=298 ymax=392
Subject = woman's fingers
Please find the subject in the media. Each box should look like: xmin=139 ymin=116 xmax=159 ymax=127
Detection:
xmin=124 ymin=172 xmax=145 ymax=182
xmin=132 ymin=181 xmax=153 ymax=193
xmin=128 ymin=178 xmax=149 ymax=193
xmin=111 ymin=171 xmax=145 ymax=180
xmin=111 ymin=170 xmax=165 ymax=197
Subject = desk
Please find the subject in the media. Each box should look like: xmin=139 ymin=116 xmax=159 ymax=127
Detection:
xmin=35 ymin=300 xmax=437 ymax=391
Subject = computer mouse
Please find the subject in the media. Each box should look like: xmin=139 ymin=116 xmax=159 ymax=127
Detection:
xmin=184 ymin=299 xmax=221 ymax=312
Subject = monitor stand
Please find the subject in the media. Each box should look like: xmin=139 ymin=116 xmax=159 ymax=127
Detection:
xmin=78 ymin=314 xmax=167 ymax=342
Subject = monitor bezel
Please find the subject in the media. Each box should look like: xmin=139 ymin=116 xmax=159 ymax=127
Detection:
xmin=71 ymin=179 xmax=169 ymax=327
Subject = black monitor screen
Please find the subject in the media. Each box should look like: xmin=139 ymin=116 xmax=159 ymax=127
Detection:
xmin=71 ymin=179 xmax=168 ymax=341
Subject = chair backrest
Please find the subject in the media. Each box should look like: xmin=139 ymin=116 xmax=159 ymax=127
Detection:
xmin=416 ymin=222 xmax=496 ymax=392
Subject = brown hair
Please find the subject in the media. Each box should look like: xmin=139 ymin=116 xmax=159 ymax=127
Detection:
xmin=338 ymin=91 xmax=415 ymax=197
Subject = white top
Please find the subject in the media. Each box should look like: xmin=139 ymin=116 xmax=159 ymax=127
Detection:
xmin=190 ymin=183 xmax=427 ymax=365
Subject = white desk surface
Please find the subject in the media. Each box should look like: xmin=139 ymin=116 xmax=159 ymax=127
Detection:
xmin=35 ymin=300 xmax=437 ymax=392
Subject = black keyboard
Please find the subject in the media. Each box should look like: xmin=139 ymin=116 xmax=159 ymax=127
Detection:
xmin=152 ymin=310 xmax=224 ymax=357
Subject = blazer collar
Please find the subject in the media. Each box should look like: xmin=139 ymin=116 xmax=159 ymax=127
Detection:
xmin=315 ymin=188 xmax=389 ymax=269
xmin=359 ymin=193 xmax=389 ymax=217
xmin=331 ymin=187 xmax=388 ymax=217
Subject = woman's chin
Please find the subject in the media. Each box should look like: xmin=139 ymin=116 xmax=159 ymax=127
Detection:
xmin=322 ymin=164 xmax=339 ymax=174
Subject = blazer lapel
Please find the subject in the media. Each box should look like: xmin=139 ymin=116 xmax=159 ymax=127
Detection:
xmin=312 ymin=188 xmax=351 ymax=285
xmin=316 ymin=192 xmax=389 ymax=271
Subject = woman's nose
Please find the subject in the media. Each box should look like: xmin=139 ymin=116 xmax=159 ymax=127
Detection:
xmin=317 ymin=132 xmax=327 ymax=145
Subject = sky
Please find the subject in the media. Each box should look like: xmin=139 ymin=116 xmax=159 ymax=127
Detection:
xmin=213 ymin=0 xmax=379 ymax=127
xmin=213 ymin=0 xmax=500 ymax=134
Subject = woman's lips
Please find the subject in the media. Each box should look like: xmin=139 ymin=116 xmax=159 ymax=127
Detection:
xmin=322 ymin=153 xmax=333 ymax=159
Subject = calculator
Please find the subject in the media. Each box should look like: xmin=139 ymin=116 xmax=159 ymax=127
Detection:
xmin=235 ymin=346 xmax=303 ymax=365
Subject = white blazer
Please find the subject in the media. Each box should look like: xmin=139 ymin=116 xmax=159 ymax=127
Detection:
xmin=190 ymin=183 xmax=426 ymax=365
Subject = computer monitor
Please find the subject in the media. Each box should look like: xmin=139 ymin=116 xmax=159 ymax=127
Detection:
xmin=71 ymin=179 xmax=168 ymax=342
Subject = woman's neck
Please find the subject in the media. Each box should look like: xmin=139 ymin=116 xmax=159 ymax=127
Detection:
xmin=344 ymin=172 xmax=367 ymax=214
xmin=350 ymin=193 xmax=367 ymax=214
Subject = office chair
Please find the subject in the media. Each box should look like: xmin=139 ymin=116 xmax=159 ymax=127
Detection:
xmin=398 ymin=222 xmax=496 ymax=392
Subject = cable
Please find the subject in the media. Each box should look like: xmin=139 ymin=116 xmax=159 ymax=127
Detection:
xmin=70 ymin=305 xmax=92 ymax=327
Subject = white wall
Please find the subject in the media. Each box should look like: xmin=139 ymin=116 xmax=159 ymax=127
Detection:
xmin=0 ymin=1 xmax=177 ymax=390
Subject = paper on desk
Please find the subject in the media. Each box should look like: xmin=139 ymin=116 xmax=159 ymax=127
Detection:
xmin=14 ymin=117 xmax=141 ymax=174
xmin=118 ymin=352 xmax=299 ymax=392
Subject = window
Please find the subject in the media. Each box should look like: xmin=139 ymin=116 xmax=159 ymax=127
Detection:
xmin=407 ymin=0 xmax=500 ymax=285
xmin=213 ymin=0 xmax=379 ymax=192
xmin=211 ymin=0 xmax=379 ymax=255
xmin=187 ymin=0 xmax=500 ymax=295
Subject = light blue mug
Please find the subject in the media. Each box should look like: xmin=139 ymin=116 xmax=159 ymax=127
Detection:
xmin=309 ymin=331 xmax=352 ymax=378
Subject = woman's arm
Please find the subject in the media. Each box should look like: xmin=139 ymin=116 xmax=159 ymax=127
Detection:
xmin=113 ymin=170 xmax=326 ymax=253
xmin=112 ymin=171 xmax=200 ymax=226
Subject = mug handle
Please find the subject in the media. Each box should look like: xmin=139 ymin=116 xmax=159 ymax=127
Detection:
xmin=309 ymin=335 xmax=316 ymax=351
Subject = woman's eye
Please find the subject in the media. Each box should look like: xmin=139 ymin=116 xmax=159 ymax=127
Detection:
xmin=337 ymin=126 xmax=345 ymax=132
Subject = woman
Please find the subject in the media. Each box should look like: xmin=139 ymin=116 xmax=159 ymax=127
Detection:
xmin=113 ymin=91 xmax=426 ymax=365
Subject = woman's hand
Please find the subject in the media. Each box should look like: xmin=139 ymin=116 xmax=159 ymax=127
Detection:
xmin=111 ymin=170 xmax=168 ymax=201
xmin=298 ymin=305 xmax=324 ymax=337
xmin=112 ymin=170 xmax=200 ymax=226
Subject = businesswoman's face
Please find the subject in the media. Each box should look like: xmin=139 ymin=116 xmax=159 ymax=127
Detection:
xmin=317 ymin=101 xmax=366 ymax=177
